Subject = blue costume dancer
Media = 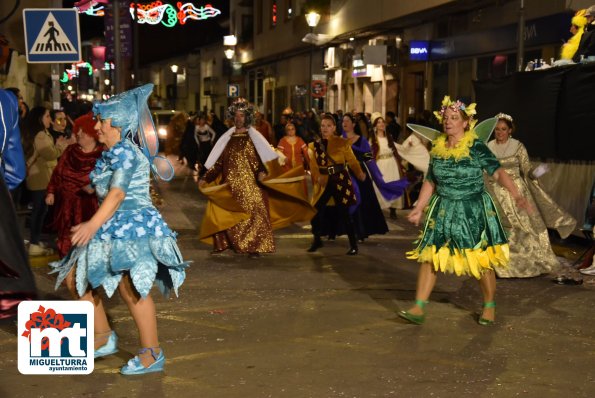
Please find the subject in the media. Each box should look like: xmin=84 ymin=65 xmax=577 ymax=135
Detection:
xmin=0 ymin=89 xmax=37 ymax=319
xmin=51 ymin=84 xmax=188 ymax=374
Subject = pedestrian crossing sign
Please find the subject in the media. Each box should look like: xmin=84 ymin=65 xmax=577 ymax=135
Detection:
xmin=23 ymin=9 xmax=81 ymax=63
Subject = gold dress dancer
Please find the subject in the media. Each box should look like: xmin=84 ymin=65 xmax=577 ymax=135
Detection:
xmin=486 ymin=113 xmax=576 ymax=278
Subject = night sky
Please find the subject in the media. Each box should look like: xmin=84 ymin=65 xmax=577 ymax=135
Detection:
xmin=63 ymin=0 xmax=229 ymax=63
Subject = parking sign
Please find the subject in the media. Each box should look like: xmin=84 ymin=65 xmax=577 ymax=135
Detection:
xmin=23 ymin=9 xmax=81 ymax=63
xmin=227 ymin=84 xmax=240 ymax=98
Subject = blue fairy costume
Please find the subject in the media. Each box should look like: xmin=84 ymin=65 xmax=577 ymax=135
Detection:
xmin=51 ymin=84 xmax=188 ymax=298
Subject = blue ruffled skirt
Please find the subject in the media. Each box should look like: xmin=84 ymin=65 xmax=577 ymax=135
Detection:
xmin=50 ymin=207 xmax=188 ymax=298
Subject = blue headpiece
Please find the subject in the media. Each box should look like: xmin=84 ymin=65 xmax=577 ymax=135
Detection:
xmin=92 ymin=83 xmax=173 ymax=180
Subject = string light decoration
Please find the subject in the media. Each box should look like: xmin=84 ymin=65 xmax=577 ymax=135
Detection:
xmin=83 ymin=4 xmax=106 ymax=16
xmin=177 ymin=2 xmax=221 ymax=24
xmin=60 ymin=62 xmax=94 ymax=83
xmin=59 ymin=62 xmax=115 ymax=83
xmin=74 ymin=0 xmax=108 ymax=16
xmin=77 ymin=1 xmax=221 ymax=27
xmin=130 ymin=2 xmax=177 ymax=27
xmin=130 ymin=2 xmax=221 ymax=26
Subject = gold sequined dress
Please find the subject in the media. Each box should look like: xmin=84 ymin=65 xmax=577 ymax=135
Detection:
xmin=203 ymin=133 xmax=275 ymax=253
xmin=486 ymin=139 xmax=576 ymax=278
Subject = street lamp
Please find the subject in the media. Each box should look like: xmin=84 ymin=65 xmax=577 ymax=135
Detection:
xmin=170 ymin=64 xmax=179 ymax=110
xmin=223 ymin=35 xmax=237 ymax=46
xmin=223 ymin=35 xmax=237 ymax=60
xmin=224 ymin=49 xmax=235 ymax=60
xmin=305 ymin=11 xmax=321 ymax=28
xmin=104 ymin=78 xmax=111 ymax=95
xmin=305 ymin=11 xmax=321 ymax=111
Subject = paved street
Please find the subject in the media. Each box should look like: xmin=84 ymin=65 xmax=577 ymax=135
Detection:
xmin=1 ymin=172 xmax=594 ymax=398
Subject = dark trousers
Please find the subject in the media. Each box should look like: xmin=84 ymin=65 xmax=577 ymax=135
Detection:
xmin=311 ymin=183 xmax=357 ymax=248
xmin=29 ymin=189 xmax=47 ymax=245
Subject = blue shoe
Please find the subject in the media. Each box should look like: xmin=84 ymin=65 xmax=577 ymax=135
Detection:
xmin=94 ymin=331 xmax=118 ymax=358
xmin=120 ymin=347 xmax=165 ymax=375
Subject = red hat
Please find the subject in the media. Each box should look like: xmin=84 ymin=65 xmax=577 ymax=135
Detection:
xmin=73 ymin=112 xmax=98 ymax=140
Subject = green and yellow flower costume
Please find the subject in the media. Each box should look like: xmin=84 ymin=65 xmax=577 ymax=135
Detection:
xmin=407 ymin=98 xmax=509 ymax=279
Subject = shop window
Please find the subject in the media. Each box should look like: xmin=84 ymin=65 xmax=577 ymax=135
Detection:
xmin=372 ymin=82 xmax=382 ymax=113
xmin=477 ymin=55 xmax=517 ymax=80
xmin=275 ymin=86 xmax=288 ymax=122
xmin=241 ymin=14 xmax=253 ymax=43
xmin=432 ymin=62 xmax=449 ymax=113
xmin=286 ymin=0 xmax=293 ymax=20
xmin=256 ymin=0 xmax=263 ymax=34
xmin=457 ymin=59 xmax=472 ymax=103
xmin=476 ymin=57 xmax=492 ymax=80
xmin=248 ymin=71 xmax=256 ymax=103
xmin=257 ymin=75 xmax=264 ymax=105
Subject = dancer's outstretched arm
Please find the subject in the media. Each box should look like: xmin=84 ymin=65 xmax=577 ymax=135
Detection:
xmin=70 ymin=187 xmax=125 ymax=246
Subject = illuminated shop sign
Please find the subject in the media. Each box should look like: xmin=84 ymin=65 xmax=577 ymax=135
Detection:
xmin=409 ymin=41 xmax=430 ymax=61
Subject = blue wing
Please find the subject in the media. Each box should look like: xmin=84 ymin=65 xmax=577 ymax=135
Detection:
xmin=151 ymin=155 xmax=175 ymax=181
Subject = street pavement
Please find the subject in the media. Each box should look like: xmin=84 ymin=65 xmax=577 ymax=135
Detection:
xmin=1 ymin=170 xmax=594 ymax=398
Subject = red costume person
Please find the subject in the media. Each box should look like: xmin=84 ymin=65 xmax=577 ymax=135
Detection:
xmin=45 ymin=113 xmax=104 ymax=257
xmin=277 ymin=122 xmax=309 ymax=172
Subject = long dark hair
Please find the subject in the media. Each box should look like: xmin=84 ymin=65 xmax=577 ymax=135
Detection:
xmin=22 ymin=106 xmax=49 ymax=158
xmin=342 ymin=113 xmax=361 ymax=135
xmin=369 ymin=117 xmax=396 ymax=158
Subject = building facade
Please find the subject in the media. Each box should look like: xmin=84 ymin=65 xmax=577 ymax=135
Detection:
xmin=233 ymin=0 xmax=592 ymax=126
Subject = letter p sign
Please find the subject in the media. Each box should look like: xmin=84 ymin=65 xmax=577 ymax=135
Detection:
xmin=227 ymin=84 xmax=239 ymax=98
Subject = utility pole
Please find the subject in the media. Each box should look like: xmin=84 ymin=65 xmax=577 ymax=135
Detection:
xmin=517 ymin=0 xmax=525 ymax=71
xmin=114 ymin=0 xmax=123 ymax=93
xmin=133 ymin=2 xmax=139 ymax=86
xmin=51 ymin=0 xmax=61 ymax=110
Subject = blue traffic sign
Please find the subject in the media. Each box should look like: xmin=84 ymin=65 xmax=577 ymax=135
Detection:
xmin=23 ymin=9 xmax=81 ymax=63
xmin=227 ymin=84 xmax=240 ymax=98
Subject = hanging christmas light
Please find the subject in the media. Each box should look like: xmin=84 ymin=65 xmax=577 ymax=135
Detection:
xmin=131 ymin=1 xmax=178 ymax=27
xmin=74 ymin=0 xmax=109 ymax=15
xmin=77 ymin=1 xmax=222 ymax=27
xmin=177 ymin=2 xmax=221 ymax=24
xmin=61 ymin=62 xmax=94 ymax=83
xmin=82 ymin=4 xmax=106 ymax=17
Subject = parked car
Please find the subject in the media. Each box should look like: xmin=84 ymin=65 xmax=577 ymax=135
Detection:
xmin=151 ymin=110 xmax=177 ymax=147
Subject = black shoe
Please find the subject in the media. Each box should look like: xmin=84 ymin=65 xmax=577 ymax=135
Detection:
xmin=307 ymin=238 xmax=323 ymax=252
xmin=389 ymin=208 xmax=397 ymax=219
xmin=346 ymin=247 xmax=358 ymax=255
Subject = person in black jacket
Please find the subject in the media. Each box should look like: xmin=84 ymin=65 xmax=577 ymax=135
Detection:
xmin=179 ymin=116 xmax=199 ymax=173
xmin=573 ymin=5 xmax=595 ymax=62
xmin=385 ymin=111 xmax=403 ymax=143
